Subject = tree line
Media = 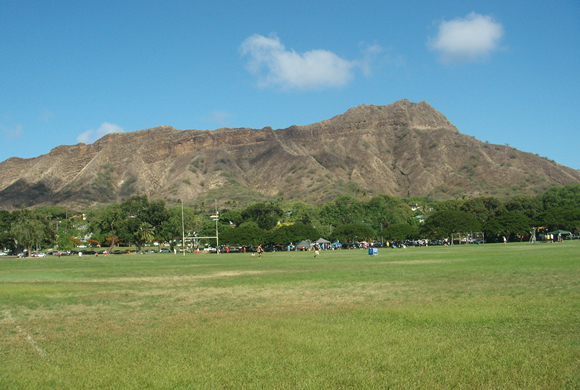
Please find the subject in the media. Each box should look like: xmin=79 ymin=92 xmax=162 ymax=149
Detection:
xmin=1 ymin=184 xmax=579 ymax=254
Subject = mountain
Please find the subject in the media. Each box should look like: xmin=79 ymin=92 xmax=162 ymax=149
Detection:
xmin=1 ymin=99 xmax=579 ymax=210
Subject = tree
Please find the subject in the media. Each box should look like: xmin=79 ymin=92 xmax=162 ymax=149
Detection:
xmin=34 ymin=206 xmax=69 ymax=221
xmin=219 ymin=209 xmax=244 ymax=227
xmin=421 ymin=210 xmax=481 ymax=239
xmin=88 ymin=204 xmax=126 ymax=251
xmin=332 ymin=223 xmax=375 ymax=243
xmin=136 ymin=222 xmax=155 ymax=252
xmin=383 ymin=223 xmax=418 ymax=241
xmin=267 ymin=223 xmax=321 ymax=245
xmin=219 ymin=225 xmax=266 ymax=246
xmin=283 ymin=202 xmax=318 ymax=225
xmin=318 ymin=195 xmax=364 ymax=227
xmin=362 ymin=195 xmax=412 ymax=231
xmin=0 ymin=210 xmax=17 ymax=252
xmin=540 ymin=184 xmax=580 ymax=210
xmin=241 ymin=202 xmax=283 ymax=230
xmin=161 ymin=205 xmax=206 ymax=243
xmin=55 ymin=224 xmax=75 ymax=252
xmin=10 ymin=210 xmax=55 ymax=254
xmin=119 ymin=196 xmax=169 ymax=250
xmin=536 ymin=206 xmax=580 ymax=232
xmin=483 ymin=212 xmax=532 ymax=239
xmin=503 ymin=196 xmax=541 ymax=219
xmin=460 ymin=197 xmax=506 ymax=224
xmin=432 ymin=199 xmax=462 ymax=212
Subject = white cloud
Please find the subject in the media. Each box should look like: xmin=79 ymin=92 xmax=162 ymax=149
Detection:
xmin=355 ymin=43 xmax=384 ymax=76
xmin=203 ymin=110 xmax=232 ymax=127
xmin=77 ymin=122 xmax=123 ymax=144
xmin=429 ymin=12 xmax=504 ymax=63
xmin=41 ymin=109 xmax=55 ymax=122
xmin=0 ymin=123 xmax=23 ymax=140
xmin=241 ymin=34 xmax=357 ymax=90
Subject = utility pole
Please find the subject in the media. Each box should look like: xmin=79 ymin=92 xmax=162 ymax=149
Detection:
xmin=181 ymin=199 xmax=185 ymax=256
xmin=213 ymin=200 xmax=219 ymax=252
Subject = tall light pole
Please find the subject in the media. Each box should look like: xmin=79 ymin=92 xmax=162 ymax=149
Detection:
xmin=210 ymin=199 xmax=219 ymax=253
xmin=181 ymin=199 xmax=185 ymax=256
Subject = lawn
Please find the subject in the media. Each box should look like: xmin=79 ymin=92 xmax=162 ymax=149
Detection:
xmin=1 ymin=242 xmax=579 ymax=389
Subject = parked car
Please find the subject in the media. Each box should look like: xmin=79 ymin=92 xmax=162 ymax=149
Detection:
xmin=160 ymin=248 xmax=171 ymax=253
xmin=263 ymin=244 xmax=285 ymax=252
xmin=0 ymin=252 xmax=7 ymax=256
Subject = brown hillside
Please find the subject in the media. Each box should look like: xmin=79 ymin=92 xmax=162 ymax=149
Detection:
xmin=0 ymin=100 xmax=578 ymax=210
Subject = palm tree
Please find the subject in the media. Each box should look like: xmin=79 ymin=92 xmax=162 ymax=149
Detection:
xmin=137 ymin=222 xmax=155 ymax=252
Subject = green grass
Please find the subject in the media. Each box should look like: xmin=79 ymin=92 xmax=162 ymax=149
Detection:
xmin=1 ymin=242 xmax=579 ymax=389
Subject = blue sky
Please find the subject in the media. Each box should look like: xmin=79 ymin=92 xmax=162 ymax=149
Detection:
xmin=1 ymin=0 xmax=579 ymax=170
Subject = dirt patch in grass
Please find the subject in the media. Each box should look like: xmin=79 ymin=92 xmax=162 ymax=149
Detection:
xmin=84 ymin=270 xmax=271 ymax=284
xmin=383 ymin=259 xmax=451 ymax=265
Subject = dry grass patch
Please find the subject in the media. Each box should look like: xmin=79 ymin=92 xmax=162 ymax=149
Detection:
xmin=384 ymin=259 xmax=451 ymax=265
xmin=84 ymin=269 xmax=271 ymax=284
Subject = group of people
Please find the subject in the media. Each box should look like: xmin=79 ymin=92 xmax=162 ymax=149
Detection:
xmin=252 ymin=243 xmax=322 ymax=258
xmin=545 ymin=233 xmax=563 ymax=243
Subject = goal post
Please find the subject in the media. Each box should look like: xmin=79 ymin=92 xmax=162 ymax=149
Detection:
xmin=451 ymin=232 xmax=484 ymax=245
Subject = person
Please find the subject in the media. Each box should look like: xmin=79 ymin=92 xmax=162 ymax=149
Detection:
xmin=257 ymin=244 xmax=263 ymax=259
xmin=78 ymin=251 xmax=82 ymax=258
xmin=314 ymin=244 xmax=320 ymax=258
xmin=503 ymin=236 xmax=507 ymax=245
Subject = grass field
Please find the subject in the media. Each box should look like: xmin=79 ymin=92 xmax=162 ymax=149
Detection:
xmin=1 ymin=242 xmax=579 ymax=389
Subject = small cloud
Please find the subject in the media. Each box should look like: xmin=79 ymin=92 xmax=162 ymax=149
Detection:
xmin=0 ymin=123 xmax=23 ymax=140
xmin=203 ymin=110 xmax=232 ymax=127
xmin=428 ymin=12 xmax=504 ymax=63
xmin=77 ymin=122 xmax=123 ymax=144
xmin=241 ymin=34 xmax=358 ymax=90
xmin=355 ymin=43 xmax=384 ymax=76
xmin=41 ymin=109 xmax=55 ymax=122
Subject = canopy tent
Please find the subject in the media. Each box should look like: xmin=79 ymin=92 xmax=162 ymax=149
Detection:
xmin=295 ymin=240 xmax=312 ymax=249
xmin=315 ymin=238 xmax=331 ymax=244
xmin=547 ymin=230 xmax=571 ymax=235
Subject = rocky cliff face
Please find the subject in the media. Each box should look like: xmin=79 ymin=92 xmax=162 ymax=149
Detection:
xmin=1 ymin=100 xmax=579 ymax=209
